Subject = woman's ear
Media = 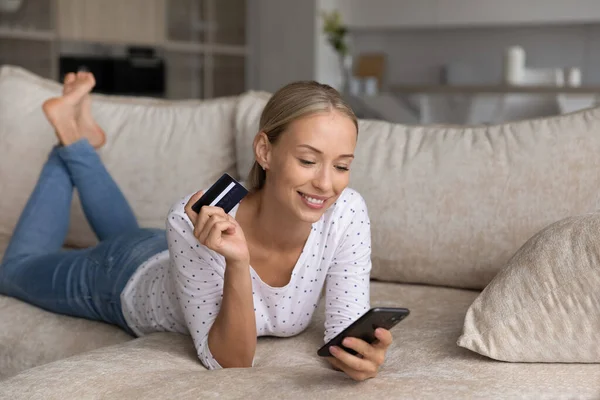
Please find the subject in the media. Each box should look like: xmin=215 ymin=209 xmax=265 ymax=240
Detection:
xmin=253 ymin=132 xmax=271 ymax=170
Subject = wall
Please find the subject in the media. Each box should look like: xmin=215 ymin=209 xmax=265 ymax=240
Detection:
xmin=247 ymin=0 xmax=317 ymax=93
xmin=351 ymin=24 xmax=600 ymax=86
xmin=247 ymin=0 xmax=348 ymax=92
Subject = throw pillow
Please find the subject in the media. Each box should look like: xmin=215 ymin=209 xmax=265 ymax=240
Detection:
xmin=457 ymin=213 xmax=600 ymax=362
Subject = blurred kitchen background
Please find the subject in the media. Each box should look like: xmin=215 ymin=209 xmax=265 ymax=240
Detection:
xmin=1 ymin=0 xmax=600 ymax=125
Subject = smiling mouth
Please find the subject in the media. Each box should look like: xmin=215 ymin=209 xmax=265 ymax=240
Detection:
xmin=298 ymin=191 xmax=327 ymax=206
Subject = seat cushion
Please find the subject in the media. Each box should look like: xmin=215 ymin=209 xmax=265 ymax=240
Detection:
xmin=1 ymin=282 xmax=598 ymax=398
xmin=234 ymin=91 xmax=600 ymax=290
xmin=0 ymin=235 xmax=8 ymax=260
xmin=0 ymin=295 xmax=132 ymax=381
xmin=0 ymin=227 xmax=131 ymax=381
xmin=0 ymin=65 xmax=239 ymax=248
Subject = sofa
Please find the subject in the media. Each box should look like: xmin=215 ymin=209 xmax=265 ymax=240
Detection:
xmin=0 ymin=65 xmax=599 ymax=399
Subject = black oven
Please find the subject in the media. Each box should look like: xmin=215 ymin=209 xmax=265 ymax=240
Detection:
xmin=59 ymin=48 xmax=165 ymax=97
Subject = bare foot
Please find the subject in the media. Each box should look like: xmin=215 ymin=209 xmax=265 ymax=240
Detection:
xmin=63 ymin=72 xmax=106 ymax=148
xmin=43 ymin=72 xmax=106 ymax=148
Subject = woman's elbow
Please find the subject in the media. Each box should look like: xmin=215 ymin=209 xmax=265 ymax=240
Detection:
xmin=204 ymin=355 xmax=253 ymax=369
xmin=221 ymin=359 xmax=253 ymax=369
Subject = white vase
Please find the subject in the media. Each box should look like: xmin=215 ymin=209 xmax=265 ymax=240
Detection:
xmin=504 ymin=46 xmax=525 ymax=85
xmin=0 ymin=0 xmax=23 ymax=13
xmin=566 ymin=67 xmax=582 ymax=87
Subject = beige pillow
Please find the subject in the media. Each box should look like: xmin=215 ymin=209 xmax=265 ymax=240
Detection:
xmin=233 ymin=90 xmax=271 ymax=179
xmin=457 ymin=213 xmax=600 ymax=362
xmin=0 ymin=65 xmax=239 ymax=248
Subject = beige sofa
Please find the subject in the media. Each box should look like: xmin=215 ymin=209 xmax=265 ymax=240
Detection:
xmin=0 ymin=66 xmax=599 ymax=399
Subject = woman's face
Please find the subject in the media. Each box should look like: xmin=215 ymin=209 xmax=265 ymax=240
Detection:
xmin=263 ymin=110 xmax=357 ymax=223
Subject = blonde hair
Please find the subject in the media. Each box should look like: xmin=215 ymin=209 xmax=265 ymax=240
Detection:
xmin=248 ymin=81 xmax=358 ymax=191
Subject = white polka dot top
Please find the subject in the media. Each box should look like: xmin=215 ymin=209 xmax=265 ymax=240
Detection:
xmin=120 ymin=188 xmax=372 ymax=370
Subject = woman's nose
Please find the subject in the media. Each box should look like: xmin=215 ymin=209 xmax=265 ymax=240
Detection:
xmin=312 ymin=167 xmax=332 ymax=191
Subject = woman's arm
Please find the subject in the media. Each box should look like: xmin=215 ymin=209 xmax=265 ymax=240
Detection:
xmin=323 ymin=192 xmax=394 ymax=381
xmin=324 ymin=193 xmax=372 ymax=343
xmin=207 ymin=258 xmax=256 ymax=368
xmin=166 ymin=192 xmax=256 ymax=369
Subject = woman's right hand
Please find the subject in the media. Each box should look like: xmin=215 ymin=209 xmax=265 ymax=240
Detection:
xmin=184 ymin=190 xmax=250 ymax=265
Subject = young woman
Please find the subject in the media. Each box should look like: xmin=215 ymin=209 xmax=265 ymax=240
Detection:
xmin=0 ymin=72 xmax=393 ymax=381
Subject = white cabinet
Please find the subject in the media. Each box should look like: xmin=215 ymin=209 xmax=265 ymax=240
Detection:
xmin=57 ymin=0 xmax=166 ymax=45
xmin=435 ymin=0 xmax=600 ymax=27
xmin=336 ymin=0 xmax=600 ymax=29
xmin=0 ymin=0 xmax=248 ymax=99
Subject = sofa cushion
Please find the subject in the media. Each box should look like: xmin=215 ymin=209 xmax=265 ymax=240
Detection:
xmin=233 ymin=90 xmax=271 ymax=180
xmin=0 ymin=231 xmax=130 ymax=380
xmin=1 ymin=282 xmax=599 ymax=399
xmin=458 ymin=213 xmax=600 ymax=362
xmin=0 ymin=65 xmax=239 ymax=248
xmin=0 ymin=226 xmax=131 ymax=381
xmin=234 ymin=91 xmax=600 ymax=289
xmin=0 ymin=295 xmax=131 ymax=380
xmin=0 ymin=235 xmax=8 ymax=260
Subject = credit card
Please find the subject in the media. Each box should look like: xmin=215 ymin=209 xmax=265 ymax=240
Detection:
xmin=191 ymin=173 xmax=248 ymax=214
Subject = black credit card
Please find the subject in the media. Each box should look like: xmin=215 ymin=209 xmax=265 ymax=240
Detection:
xmin=191 ymin=173 xmax=248 ymax=214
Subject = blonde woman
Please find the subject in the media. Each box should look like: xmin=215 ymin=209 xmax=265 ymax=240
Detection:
xmin=0 ymin=72 xmax=393 ymax=381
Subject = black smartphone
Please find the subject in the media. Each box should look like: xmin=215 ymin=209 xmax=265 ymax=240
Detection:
xmin=191 ymin=173 xmax=248 ymax=214
xmin=317 ymin=307 xmax=410 ymax=357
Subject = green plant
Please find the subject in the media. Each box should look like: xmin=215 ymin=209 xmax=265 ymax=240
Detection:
xmin=322 ymin=10 xmax=348 ymax=57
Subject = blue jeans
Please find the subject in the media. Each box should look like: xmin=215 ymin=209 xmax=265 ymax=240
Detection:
xmin=0 ymin=139 xmax=167 ymax=336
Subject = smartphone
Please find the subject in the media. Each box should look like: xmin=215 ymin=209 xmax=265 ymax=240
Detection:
xmin=191 ymin=173 xmax=248 ymax=214
xmin=317 ymin=307 xmax=410 ymax=357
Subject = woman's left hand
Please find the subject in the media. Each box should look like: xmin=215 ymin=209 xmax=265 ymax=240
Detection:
xmin=326 ymin=328 xmax=393 ymax=381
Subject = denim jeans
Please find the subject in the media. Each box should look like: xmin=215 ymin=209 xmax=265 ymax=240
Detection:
xmin=0 ymin=139 xmax=167 ymax=336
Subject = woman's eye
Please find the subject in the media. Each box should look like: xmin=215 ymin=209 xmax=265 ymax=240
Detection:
xmin=335 ymin=165 xmax=350 ymax=171
xmin=299 ymin=159 xmax=315 ymax=165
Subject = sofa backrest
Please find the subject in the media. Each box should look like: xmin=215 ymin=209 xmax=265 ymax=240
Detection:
xmin=0 ymin=66 xmax=239 ymax=248
xmin=5 ymin=66 xmax=600 ymax=290
xmin=235 ymin=91 xmax=600 ymax=289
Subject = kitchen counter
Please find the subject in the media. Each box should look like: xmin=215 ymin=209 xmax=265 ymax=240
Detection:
xmin=390 ymin=84 xmax=600 ymax=94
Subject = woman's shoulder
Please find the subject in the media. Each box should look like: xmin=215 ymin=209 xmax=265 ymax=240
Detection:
xmin=329 ymin=188 xmax=368 ymax=214
xmin=322 ymin=188 xmax=369 ymax=230
xmin=319 ymin=188 xmax=371 ymax=253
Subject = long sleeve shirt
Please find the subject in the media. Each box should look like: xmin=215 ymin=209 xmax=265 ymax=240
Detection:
xmin=120 ymin=188 xmax=372 ymax=370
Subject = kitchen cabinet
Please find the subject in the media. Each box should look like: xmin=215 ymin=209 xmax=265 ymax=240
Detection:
xmin=56 ymin=0 xmax=166 ymax=45
xmin=0 ymin=0 xmax=248 ymax=99
xmin=436 ymin=0 xmax=600 ymax=27
xmin=335 ymin=0 xmax=600 ymax=29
